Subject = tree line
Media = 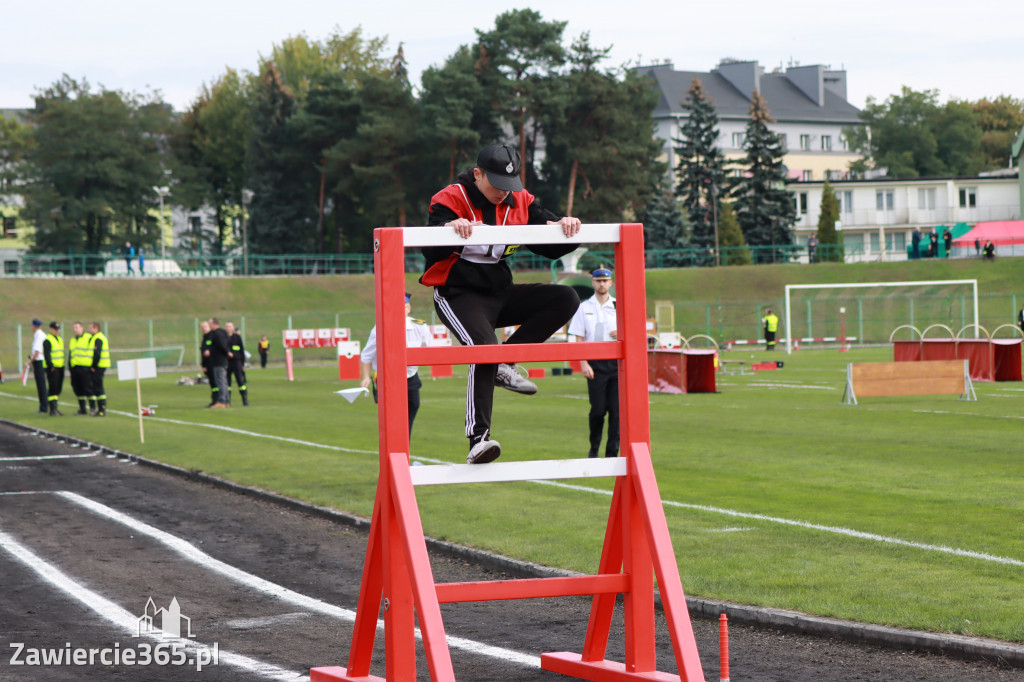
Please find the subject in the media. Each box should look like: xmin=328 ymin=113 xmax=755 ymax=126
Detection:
xmin=1 ymin=9 xmax=1020 ymax=263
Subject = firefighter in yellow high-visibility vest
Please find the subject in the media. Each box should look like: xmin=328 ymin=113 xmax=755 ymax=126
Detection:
xmin=42 ymin=321 xmax=65 ymax=416
xmin=87 ymin=322 xmax=111 ymax=416
xmin=762 ymin=308 xmax=780 ymax=351
xmin=68 ymin=321 xmax=93 ymax=415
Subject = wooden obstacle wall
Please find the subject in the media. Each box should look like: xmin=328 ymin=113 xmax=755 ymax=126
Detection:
xmin=842 ymin=359 xmax=976 ymax=405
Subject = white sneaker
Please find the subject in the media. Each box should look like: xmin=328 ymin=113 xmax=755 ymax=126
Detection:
xmin=494 ymin=363 xmax=537 ymax=395
xmin=467 ymin=439 xmax=501 ymax=464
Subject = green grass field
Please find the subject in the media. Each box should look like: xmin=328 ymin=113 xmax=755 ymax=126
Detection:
xmin=3 ymin=343 xmax=1022 ymax=643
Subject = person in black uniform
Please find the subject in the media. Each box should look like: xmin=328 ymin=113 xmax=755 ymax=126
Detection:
xmin=423 ymin=143 xmax=581 ymax=465
xmin=224 ymin=321 xmax=248 ymax=406
xmin=204 ymin=318 xmax=230 ymax=408
xmin=200 ymin=320 xmax=217 ymax=407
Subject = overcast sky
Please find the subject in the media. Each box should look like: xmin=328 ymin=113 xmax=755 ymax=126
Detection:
xmin=4 ymin=0 xmax=1022 ymax=114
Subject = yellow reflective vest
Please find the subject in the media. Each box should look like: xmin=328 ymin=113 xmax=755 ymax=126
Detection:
xmin=43 ymin=333 xmax=65 ymax=368
xmin=90 ymin=332 xmax=111 ymax=368
xmin=69 ymin=332 xmax=93 ymax=367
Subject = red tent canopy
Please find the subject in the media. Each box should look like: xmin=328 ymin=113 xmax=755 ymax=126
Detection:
xmin=952 ymin=220 xmax=1024 ymax=247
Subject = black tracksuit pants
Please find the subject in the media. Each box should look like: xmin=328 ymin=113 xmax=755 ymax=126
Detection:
xmin=433 ymin=283 xmax=579 ymax=445
xmin=586 ymin=360 xmax=620 ymax=458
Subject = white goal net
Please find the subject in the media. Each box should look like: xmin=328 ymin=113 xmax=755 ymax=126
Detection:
xmin=783 ymin=279 xmax=979 ymax=353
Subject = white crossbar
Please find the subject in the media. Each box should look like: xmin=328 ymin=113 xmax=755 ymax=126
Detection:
xmin=408 ymin=457 xmax=627 ymax=486
xmin=398 ymin=223 xmax=622 ymax=248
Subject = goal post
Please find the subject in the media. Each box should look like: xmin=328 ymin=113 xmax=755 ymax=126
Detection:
xmin=784 ymin=279 xmax=979 ymax=354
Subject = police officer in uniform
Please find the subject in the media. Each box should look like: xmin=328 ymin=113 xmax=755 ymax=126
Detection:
xmin=30 ymin=319 xmax=48 ymax=414
xmin=42 ymin=321 xmax=65 ymax=416
xmin=68 ymin=321 xmax=92 ymax=415
xmin=224 ymin=321 xmax=248 ymax=406
xmin=568 ymin=268 xmax=619 ymax=458
xmin=360 ymin=293 xmax=432 ymax=436
xmin=87 ymin=321 xmax=110 ymax=416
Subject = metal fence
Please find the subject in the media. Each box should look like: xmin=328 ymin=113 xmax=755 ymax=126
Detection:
xmin=5 ymin=244 xmax=864 ymax=278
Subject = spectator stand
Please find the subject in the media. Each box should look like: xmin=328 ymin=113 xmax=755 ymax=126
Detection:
xmin=890 ymin=324 xmax=1023 ymax=382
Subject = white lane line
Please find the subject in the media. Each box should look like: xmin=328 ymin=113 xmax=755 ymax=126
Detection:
xmin=0 ymin=454 xmax=98 ymax=461
xmin=0 ymin=527 xmax=306 ymax=681
xmin=56 ymin=491 xmax=542 ymax=669
xmin=530 ymin=480 xmax=1024 ymax=567
xmin=111 ymin=412 xmax=378 ymax=455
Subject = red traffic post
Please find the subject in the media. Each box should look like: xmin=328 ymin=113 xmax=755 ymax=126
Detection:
xmin=719 ymin=613 xmax=730 ymax=682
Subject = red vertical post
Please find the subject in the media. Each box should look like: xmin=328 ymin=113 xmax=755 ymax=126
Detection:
xmin=616 ymin=224 xmax=657 ymax=672
xmin=376 ymin=228 xmax=416 ymax=679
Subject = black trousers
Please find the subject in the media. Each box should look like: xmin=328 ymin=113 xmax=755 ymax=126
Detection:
xmin=32 ymin=360 xmax=47 ymax=411
xmin=372 ymin=372 xmax=423 ymax=436
xmin=227 ymin=361 xmax=247 ymax=397
xmin=259 ymin=350 xmax=268 ymax=368
xmin=434 ymin=283 xmax=580 ymax=444
xmin=765 ymin=330 xmax=776 ymax=350
xmin=407 ymin=373 xmax=422 ymax=435
xmin=89 ymin=367 xmax=106 ymax=401
xmin=46 ymin=366 xmax=64 ymax=402
xmin=586 ymin=360 xmax=620 ymax=458
xmin=70 ymin=366 xmax=89 ymax=399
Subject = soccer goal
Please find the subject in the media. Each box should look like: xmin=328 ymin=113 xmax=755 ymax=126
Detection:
xmin=109 ymin=345 xmax=186 ymax=368
xmin=784 ymin=279 xmax=979 ymax=354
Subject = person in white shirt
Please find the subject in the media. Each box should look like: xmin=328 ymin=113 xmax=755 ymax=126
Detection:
xmin=29 ymin=318 xmax=48 ymax=414
xmin=360 ymin=293 xmax=433 ymax=436
xmin=568 ymin=268 xmax=619 ymax=458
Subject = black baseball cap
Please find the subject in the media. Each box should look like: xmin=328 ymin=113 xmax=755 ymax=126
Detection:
xmin=49 ymin=321 xmax=60 ymax=330
xmin=477 ymin=144 xmax=523 ymax=192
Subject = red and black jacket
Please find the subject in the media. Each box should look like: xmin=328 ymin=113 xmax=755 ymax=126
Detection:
xmin=421 ymin=171 xmax=576 ymax=292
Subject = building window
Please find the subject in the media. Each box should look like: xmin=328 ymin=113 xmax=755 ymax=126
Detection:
xmin=732 ymin=132 xmax=744 ymax=148
xmin=840 ymin=134 xmax=849 ymax=151
xmin=798 ymin=192 xmax=808 ymax=214
xmin=821 ymin=135 xmax=832 ymax=151
xmin=778 ymin=133 xmax=788 ymax=151
xmin=2 ymin=216 xmax=15 ymax=238
xmin=844 ymin=233 xmax=864 ymax=252
xmin=802 ymin=170 xmax=812 ymax=181
xmin=959 ymin=187 xmax=977 ymax=208
xmin=917 ymin=188 xmax=936 ymax=210
xmin=876 ymin=190 xmax=894 ymax=211
xmin=799 ymin=134 xmax=811 ymax=150
xmin=841 ymin=191 xmax=853 ymax=214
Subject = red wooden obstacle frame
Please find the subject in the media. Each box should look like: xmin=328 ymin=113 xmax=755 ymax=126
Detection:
xmin=311 ymin=223 xmax=706 ymax=682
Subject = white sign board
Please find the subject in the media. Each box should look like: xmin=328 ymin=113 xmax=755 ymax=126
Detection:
xmin=117 ymin=357 xmax=158 ymax=381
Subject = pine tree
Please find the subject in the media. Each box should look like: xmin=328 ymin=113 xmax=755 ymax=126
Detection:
xmin=642 ymin=174 xmax=688 ymax=266
xmin=816 ymin=182 xmax=844 ymax=262
xmin=731 ymin=90 xmax=796 ymax=263
xmin=674 ymin=77 xmax=725 ymax=266
xmin=716 ymin=201 xmax=751 ymax=265
xmin=245 ymin=63 xmax=318 ymax=254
